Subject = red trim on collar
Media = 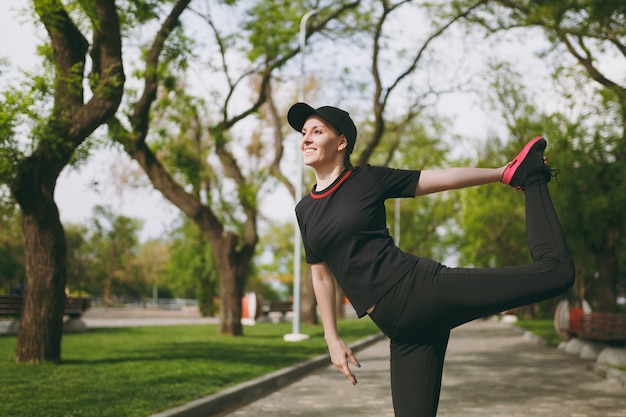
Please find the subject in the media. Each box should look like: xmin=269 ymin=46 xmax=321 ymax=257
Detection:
xmin=310 ymin=169 xmax=353 ymax=199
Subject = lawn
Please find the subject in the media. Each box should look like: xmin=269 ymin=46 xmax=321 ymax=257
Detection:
xmin=0 ymin=319 xmax=380 ymax=417
xmin=515 ymin=319 xmax=561 ymax=347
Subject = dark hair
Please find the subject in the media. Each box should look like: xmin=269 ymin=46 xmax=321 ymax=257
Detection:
xmin=344 ymin=153 xmax=353 ymax=169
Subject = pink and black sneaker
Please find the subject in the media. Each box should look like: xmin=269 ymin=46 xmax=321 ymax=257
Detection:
xmin=501 ymin=136 xmax=551 ymax=191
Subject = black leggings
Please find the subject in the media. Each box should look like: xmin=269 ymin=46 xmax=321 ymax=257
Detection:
xmin=368 ymin=181 xmax=575 ymax=417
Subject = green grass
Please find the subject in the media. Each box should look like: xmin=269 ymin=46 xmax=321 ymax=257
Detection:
xmin=0 ymin=320 xmax=380 ymax=417
xmin=514 ymin=319 xmax=561 ymax=347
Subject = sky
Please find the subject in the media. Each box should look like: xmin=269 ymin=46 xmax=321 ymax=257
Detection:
xmin=0 ymin=0 xmax=295 ymax=242
xmin=0 ymin=0 xmax=573 ymax=243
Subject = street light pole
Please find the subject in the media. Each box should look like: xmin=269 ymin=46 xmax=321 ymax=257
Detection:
xmin=284 ymin=8 xmax=320 ymax=342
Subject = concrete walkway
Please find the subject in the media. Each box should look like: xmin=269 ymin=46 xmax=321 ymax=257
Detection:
xmin=0 ymin=306 xmax=218 ymax=334
xmin=3 ymin=308 xmax=624 ymax=416
xmin=82 ymin=306 xmax=219 ymax=327
xmin=219 ymin=320 xmax=626 ymax=417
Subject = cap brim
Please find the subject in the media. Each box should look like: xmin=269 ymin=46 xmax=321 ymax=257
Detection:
xmin=287 ymin=102 xmax=317 ymax=133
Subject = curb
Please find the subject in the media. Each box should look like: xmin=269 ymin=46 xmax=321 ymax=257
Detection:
xmin=590 ymin=363 xmax=626 ymax=389
xmin=148 ymin=332 xmax=386 ymax=417
xmin=511 ymin=323 xmax=626 ymax=390
xmin=509 ymin=324 xmax=548 ymax=346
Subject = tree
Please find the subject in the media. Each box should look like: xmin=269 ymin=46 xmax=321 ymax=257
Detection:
xmin=255 ymin=221 xmax=319 ymax=321
xmin=459 ymin=0 xmax=626 ymax=311
xmin=132 ymin=238 xmax=170 ymax=302
xmin=456 ymin=62 xmax=626 ymax=316
xmin=88 ymin=205 xmax=142 ymax=305
xmin=352 ymin=0 xmax=489 ymax=167
xmin=64 ymin=223 xmax=91 ymax=296
xmin=161 ymin=217 xmax=219 ymax=316
xmin=547 ymin=103 xmax=626 ymax=312
xmin=455 ymin=65 xmax=550 ymax=268
xmin=109 ymin=0 xmax=361 ymax=335
xmin=451 ymin=77 xmax=559 ymax=317
xmin=0 ymin=0 xmax=124 ymax=363
xmin=473 ymin=0 xmax=626 ymax=114
xmin=0 ymin=206 xmax=24 ymax=294
xmin=66 ymin=214 xmax=169 ymax=303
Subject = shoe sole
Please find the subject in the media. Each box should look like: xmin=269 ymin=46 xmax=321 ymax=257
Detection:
xmin=501 ymin=136 xmax=546 ymax=186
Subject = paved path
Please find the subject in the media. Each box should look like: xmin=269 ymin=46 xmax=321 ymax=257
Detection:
xmin=0 ymin=307 xmax=218 ymax=334
xmin=221 ymin=320 xmax=626 ymax=417
xmin=81 ymin=307 xmax=219 ymax=328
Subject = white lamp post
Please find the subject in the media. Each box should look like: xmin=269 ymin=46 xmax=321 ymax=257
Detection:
xmin=284 ymin=8 xmax=320 ymax=342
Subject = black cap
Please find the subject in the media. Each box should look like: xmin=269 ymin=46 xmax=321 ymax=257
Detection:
xmin=287 ymin=102 xmax=358 ymax=154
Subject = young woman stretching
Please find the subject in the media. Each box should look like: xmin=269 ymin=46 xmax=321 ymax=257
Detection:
xmin=287 ymin=102 xmax=575 ymax=417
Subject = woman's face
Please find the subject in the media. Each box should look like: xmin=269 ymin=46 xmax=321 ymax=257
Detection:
xmin=300 ymin=115 xmax=347 ymax=169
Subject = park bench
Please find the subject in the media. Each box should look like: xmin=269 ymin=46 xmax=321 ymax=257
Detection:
xmin=267 ymin=301 xmax=293 ymax=315
xmin=0 ymin=294 xmax=91 ymax=334
xmin=261 ymin=301 xmax=293 ymax=323
xmin=570 ymin=312 xmax=626 ymax=346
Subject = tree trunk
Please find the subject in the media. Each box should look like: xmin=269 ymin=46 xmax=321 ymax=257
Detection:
xmin=15 ymin=199 xmax=67 ymax=363
xmin=122 ymin=136 xmax=258 ymax=336
xmin=213 ymin=233 xmax=246 ymax=336
xmin=216 ymin=270 xmax=243 ymax=336
xmin=9 ymin=0 xmax=124 ymax=363
xmin=596 ymin=224 xmax=620 ymax=312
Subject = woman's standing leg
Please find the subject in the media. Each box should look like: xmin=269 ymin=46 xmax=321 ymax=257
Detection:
xmin=388 ymin=327 xmax=450 ymax=417
xmin=369 ymin=261 xmax=452 ymax=417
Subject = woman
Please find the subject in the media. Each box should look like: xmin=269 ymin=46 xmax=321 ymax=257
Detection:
xmin=287 ymin=102 xmax=575 ymax=417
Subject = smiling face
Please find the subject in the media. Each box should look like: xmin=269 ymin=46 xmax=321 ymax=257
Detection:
xmin=300 ymin=115 xmax=348 ymax=170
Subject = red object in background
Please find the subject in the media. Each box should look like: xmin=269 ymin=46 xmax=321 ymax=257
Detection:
xmin=554 ymin=298 xmax=592 ymax=341
xmin=568 ymin=307 xmax=584 ymax=333
xmin=241 ymin=292 xmax=262 ymax=321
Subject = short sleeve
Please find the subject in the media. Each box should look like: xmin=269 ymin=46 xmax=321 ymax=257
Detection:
xmin=366 ymin=165 xmax=421 ymax=199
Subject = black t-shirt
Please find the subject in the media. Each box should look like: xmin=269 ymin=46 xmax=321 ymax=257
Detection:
xmin=295 ymin=165 xmax=421 ymax=317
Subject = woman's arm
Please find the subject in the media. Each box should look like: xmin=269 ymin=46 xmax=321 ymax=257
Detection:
xmin=311 ymin=262 xmax=361 ymax=385
xmin=415 ymin=166 xmax=507 ymax=196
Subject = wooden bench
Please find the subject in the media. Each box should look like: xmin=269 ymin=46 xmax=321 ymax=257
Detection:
xmin=572 ymin=312 xmax=626 ymax=346
xmin=262 ymin=301 xmax=293 ymax=323
xmin=268 ymin=301 xmax=293 ymax=315
xmin=0 ymin=295 xmax=91 ymax=333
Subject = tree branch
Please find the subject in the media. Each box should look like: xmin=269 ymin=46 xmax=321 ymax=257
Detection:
xmin=131 ymin=0 xmax=192 ymax=139
xmin=34 ymin=0 xmax=88 ymax=112
xmin=560 ymin=31 xmax=623 ymax=94
xmin=359 ymin=0 xmax=487 ymax=165
xmin=603 ymin=18 xmax=626 ymax=59
xmin=70 ymin=0 xmax=125 ymax=141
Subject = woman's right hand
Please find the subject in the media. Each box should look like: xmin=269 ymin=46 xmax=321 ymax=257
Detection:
xmin=326 ymin=337 xmax=361 ymax=385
